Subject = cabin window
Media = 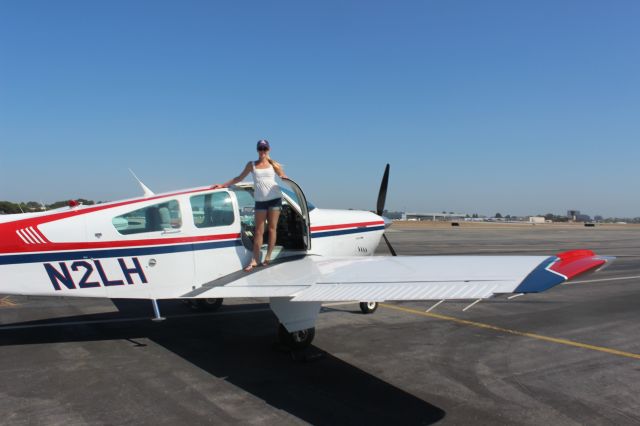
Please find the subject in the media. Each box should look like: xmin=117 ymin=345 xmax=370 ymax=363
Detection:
xmin=112 ymin=200 xmax=182 ymax=235
xmin=190 ymin=192 xmax=235 ymax=228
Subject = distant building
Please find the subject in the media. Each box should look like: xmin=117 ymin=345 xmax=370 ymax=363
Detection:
xmin=529 ymin=216 xmax=546 ymax=224
xmin=567 ymin=210 xmax=580 ymax=221
xmin=405 ymin=212 xmax=466 ymax=221
xmin=567 ymin=209 xmax=591 ymax=222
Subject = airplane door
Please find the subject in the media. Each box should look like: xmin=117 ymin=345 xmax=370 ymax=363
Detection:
xmin=281 ymin=178 xmax=311 ymax=251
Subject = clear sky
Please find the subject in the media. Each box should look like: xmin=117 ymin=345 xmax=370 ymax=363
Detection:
xmin=1 ymin=1 xmax=639 ymax=217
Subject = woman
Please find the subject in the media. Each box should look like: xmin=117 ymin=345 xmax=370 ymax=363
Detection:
xmin=212 ymin=140 xmax=288 ymax=271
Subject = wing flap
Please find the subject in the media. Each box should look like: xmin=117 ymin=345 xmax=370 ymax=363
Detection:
xmin=291 ymin=281 xmax=505 ymax=302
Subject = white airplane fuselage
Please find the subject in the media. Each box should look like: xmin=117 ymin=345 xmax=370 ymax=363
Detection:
xmin=0 ymin=184 xmax=385 ymax=300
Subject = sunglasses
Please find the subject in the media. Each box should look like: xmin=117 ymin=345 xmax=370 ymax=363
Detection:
xmin=257 ymin=147 xmax=269 ymax=151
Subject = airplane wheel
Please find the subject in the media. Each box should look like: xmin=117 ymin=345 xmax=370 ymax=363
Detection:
xmin=359 ymin=302 xmax=378 ymax=314
xmin=197 ymin=298 xmax=223 ymax=311
xmin=278 ymin=323 xmax=315 ymax=350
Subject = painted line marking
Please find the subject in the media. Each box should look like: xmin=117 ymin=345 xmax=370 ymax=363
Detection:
xmin=0 ymin=297 xmax=17 ymax=308
xmin=380 ymin=303 xmax=640 ymax=360
xmin=563 ymin=275 xmax=640 ymax=285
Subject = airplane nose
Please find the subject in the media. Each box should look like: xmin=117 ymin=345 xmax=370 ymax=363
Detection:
xmin=383 ymin=216 xmax=393 ymax=229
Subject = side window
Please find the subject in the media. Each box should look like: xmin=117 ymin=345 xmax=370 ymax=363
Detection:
xmin=112 ymin=200 xmax=182 ymax=235
xmin=191 ymin=192 xmax=235 ymax=228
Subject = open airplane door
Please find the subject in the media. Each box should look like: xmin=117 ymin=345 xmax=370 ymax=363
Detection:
xmin=281 ymin=178 xmax=311 ymax=251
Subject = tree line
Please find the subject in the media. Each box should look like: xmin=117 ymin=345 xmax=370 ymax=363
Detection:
xmin=0 ymin=199 xmax=97 ymax=214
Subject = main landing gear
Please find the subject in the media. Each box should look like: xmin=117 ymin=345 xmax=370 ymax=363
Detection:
xmin=277 ymin=323 xmax=316 ymax=350
xmin=184 ymin=298 xmax=224 ymax=311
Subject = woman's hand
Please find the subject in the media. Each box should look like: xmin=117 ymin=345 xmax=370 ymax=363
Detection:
xmin=210 ymin=184 xmax=226 ymax=189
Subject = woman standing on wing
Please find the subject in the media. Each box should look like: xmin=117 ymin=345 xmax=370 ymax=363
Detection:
xmin=212 ymin=140 xmax=288 ymax=271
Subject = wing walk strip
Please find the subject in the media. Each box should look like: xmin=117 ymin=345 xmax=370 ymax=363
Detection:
xmin=381 ymin=303 xmax=640 ymax=361
xmin=182 ymin=254 xmax=308 ymax=298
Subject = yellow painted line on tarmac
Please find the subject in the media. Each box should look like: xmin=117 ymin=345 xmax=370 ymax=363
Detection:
xmin=380 ymin=303 xmax=640 ymax=361
xmin=0 ymin=296 xmax=17 ymax=307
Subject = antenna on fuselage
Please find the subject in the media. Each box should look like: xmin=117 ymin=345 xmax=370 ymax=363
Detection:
xmin=129 ymin=169 xmax=155 ymax=197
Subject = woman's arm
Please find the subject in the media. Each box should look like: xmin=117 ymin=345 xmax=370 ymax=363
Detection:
xmin=211 ymin=162 xmax=253 ymax=189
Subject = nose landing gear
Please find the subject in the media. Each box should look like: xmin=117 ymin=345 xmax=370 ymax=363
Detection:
xmin=359 ymin=301 xmax=378 ymax=314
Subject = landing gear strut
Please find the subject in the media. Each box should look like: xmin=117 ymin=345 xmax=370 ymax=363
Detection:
xmin=359 ymin=301 xmax=378 ymax=314
xmin=277 ymin=323 xmax=315 ymax=350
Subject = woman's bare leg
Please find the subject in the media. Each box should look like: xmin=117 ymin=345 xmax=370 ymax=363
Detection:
xmin=246 ymin=210 xmax=267 ymax=271
xmin=264 ymin=208 xmax=281 ymax=264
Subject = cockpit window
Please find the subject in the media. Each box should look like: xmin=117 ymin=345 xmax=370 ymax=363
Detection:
xmin=190 ymin=192 xmax=235 ymax=228
xmin=233 ymin=188 xmax=256 ymax=227
xmin=112 ymin=200 xmax=181 ymax=235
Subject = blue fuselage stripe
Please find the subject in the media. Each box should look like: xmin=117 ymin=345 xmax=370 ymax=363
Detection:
xmin=311 ymin=225 xmax=385 ymax=239
xmin=0 ymin=240 xmax=242 ymax=265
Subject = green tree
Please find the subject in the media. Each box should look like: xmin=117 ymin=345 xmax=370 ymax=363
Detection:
xmin=0 ymin=201 xmax=21 ymax=214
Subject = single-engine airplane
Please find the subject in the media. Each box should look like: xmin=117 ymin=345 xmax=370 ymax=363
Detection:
xmin=0 ymin=166 xmax=612 ymax=349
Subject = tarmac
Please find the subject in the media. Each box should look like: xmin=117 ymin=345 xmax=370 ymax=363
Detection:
xmin=1 ymin=222 xmax=640 ymax=425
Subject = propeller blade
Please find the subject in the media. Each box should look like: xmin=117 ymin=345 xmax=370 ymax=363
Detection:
xmin=383 ymin=234 xmax=397 ymax=256
xmin=376 ymin=164 xmax=390 ymax=216
xmin=376 ymin=164 xmax=397 ymax=256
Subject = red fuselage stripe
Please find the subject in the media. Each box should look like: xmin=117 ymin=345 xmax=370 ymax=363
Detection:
xmin=0 ymin=233 xmax=241 ymax=255
xmin=310 ymin=221 xmax=384 ymax=232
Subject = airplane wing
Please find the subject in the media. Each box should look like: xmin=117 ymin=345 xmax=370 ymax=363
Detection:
xmin=183 ymin=250 xmax=611 ymax=302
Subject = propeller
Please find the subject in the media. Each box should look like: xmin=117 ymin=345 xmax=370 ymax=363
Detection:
xmin=376 ymin=164 xmax=397 ymax=256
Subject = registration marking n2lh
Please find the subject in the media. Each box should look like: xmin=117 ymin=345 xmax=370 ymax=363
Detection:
xmin=43 ymin=257 xmax=148 ymax=290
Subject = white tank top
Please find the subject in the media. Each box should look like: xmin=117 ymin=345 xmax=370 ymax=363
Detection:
xmin=252 ymin=162 xmax=282 ymax=202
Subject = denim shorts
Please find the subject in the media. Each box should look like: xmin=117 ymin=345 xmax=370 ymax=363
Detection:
xmin=255 ymin=197 xmax=282 ymax=212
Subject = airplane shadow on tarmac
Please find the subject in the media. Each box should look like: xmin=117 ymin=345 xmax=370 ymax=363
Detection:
xmin=0 ymin=299 xmax=445 ymax=425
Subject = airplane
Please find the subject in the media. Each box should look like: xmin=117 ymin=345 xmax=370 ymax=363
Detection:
xmin=0 ymin=165 xmax=613 ymax=350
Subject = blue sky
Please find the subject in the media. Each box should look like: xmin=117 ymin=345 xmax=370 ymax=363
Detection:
xmin=1 ymin=1 xmax=639 ymax=217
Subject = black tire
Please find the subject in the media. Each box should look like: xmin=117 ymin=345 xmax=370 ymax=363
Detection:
xmin=278 ymin=323 xmax=315 ymax=350
xmin=197 ymin=298 xmax=223 ymax=311
xmin=359 ymin=301 xmax=378 ymax=314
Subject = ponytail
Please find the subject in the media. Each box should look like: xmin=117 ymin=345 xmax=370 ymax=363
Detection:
xmin=267 ymin=157 xmax=284 ymax=175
